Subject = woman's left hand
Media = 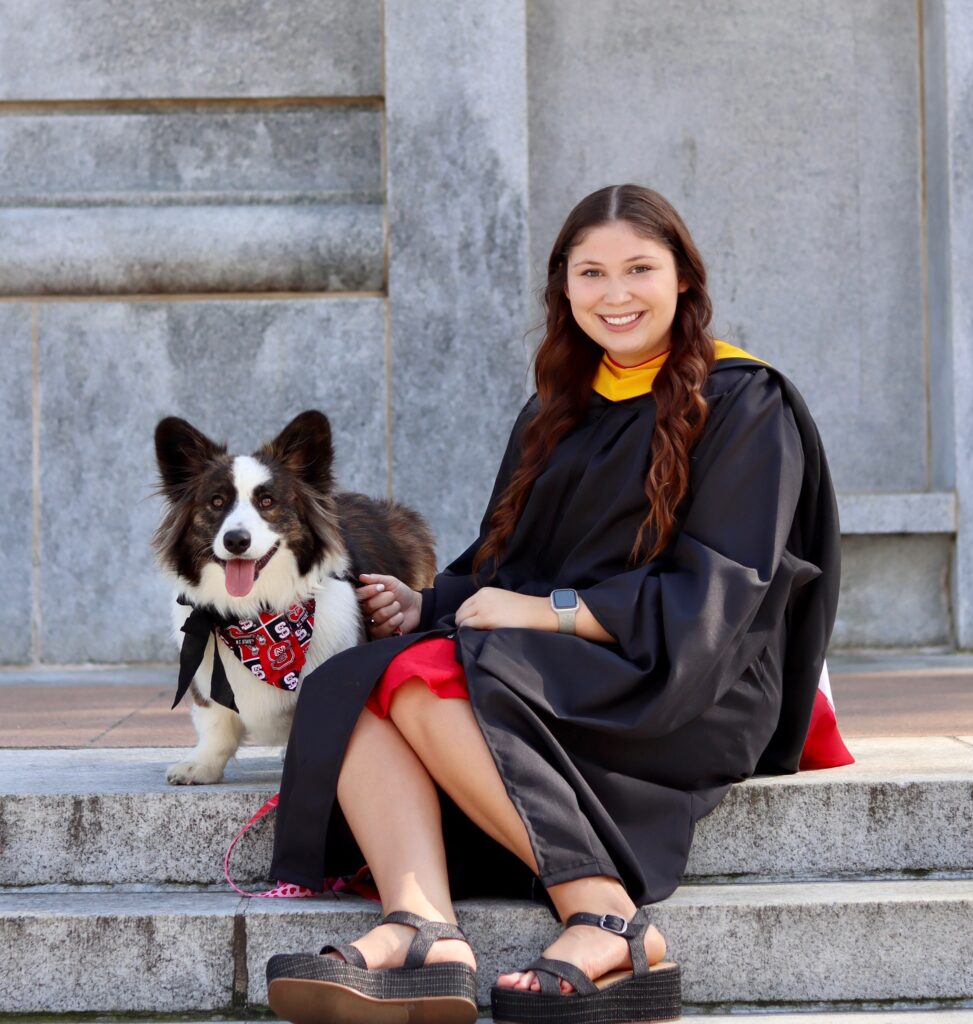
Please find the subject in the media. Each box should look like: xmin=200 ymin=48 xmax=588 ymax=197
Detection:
xmin=454 ymin=587 xmax=550 ymax=631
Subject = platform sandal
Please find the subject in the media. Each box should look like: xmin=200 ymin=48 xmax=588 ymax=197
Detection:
xmin=490 ymin=907 xmax=681 ymax=1024
xmin=266 ymin=910 xmax=478 ymax=1024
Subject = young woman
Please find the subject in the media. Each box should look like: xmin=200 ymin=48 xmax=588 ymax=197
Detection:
xmin=265 ymin=184 xmax=842 ymax=1024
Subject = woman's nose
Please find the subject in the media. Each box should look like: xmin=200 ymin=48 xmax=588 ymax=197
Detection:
xmin=603 ymin=279 xmax=632 ymax=304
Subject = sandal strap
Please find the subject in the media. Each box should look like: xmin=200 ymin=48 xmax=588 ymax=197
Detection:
xmin=381 ymin=910 xmax=469 ymax=969
xmin=527 ymin=956 xmax=598 ymax=996
xmin=318 ymin=942 xmax=367 ymax=968
xmin=564 ymin=906 xmax=654 ymax=976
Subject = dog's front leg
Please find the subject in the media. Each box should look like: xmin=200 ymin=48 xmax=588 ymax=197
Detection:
xmin=166 ymin=693 xmax=244 ymax=785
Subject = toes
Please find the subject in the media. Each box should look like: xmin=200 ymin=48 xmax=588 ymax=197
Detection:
xmin=645 ymin=924 xmax=667 ymax=965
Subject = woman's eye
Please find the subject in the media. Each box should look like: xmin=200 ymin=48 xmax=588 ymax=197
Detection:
xmin=582 ymin=269 xmax=601 ymax=278
xmin=259 ymin=495 xmax=275 ymax=510
xmin=630 ymin=265 xmax=650 ymax=274
xmin=210 ymin=495 xmax=226 ymax=509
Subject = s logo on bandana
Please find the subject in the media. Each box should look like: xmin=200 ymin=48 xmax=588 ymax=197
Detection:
xmin=216 ymin=600 xmax=315 ymax=692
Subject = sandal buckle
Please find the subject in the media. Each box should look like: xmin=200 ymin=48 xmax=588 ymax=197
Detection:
xmin=598 ymin=914 xmax=628 ymax=934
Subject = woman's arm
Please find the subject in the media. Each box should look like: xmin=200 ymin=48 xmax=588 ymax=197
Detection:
xmin=453 ymin=587 xmax=614 ymax=642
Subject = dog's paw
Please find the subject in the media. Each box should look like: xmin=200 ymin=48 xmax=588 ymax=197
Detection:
xmin=166 ymin=761 xmax=225 ymax=785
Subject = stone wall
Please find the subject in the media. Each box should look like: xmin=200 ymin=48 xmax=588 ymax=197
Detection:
xmin=1 ymin=0 xmax=969 ymax=663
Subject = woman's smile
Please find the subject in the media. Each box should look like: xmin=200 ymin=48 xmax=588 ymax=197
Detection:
xmin=597 ymin=310 xmax=646 ymax=331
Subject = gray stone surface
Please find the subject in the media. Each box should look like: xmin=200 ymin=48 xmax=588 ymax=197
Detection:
xmin=32 ymin=1011 xmax=973 ymax=1019
xmin=3 ymin=880 xmax=973 ymax=1010
xmin=1 ymin=203 xmax=383 ymax=295
xmin=0 ymin=664 xmax=174 ymax=686
xmin=36 ymin=298 xmax=387 ymax=662
xmin=9 ymin=881 xmax=960 ymax=1012
xmin=838 ymin=492 xmax=956 ymax=535
xmin=2 ymin=738 xmax=970 ymax=887
xmin=0 ymin=0 xmax=381 ymax=99
xmin=942 ymin=0 xmax=973 ymax=647
xmin=0 ymin=891 xmax=242 ymax=1012
xmin=689 ymin=736 xmax=973 ymax=879
xmin=0 ymin=106 xmax=381 ymax=199
xmin=0 ymin=748 xmax=281 ymax=886
xmin=829 ymin=651 xmax=973 ymax=674
xmin=0 ymin=304 xmax=33 ymax=664
xmin=384 ymin=0 xmax=532 ymax=562
xmin=527 ymin=0 xmax=927 ymax=494
xmin=701 ymin=1016 xmax=973 ymax=1024
xmin=654 ymin=879 xmax=973 ymax=1004
xmin=833 ymin=535 xmax=952 ymax=647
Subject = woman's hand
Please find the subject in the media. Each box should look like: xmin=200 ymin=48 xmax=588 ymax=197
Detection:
xmin=454 ymin=587 xmax=550 ymax=631
xmin=356 ymin=574 xmax=423 ymax=638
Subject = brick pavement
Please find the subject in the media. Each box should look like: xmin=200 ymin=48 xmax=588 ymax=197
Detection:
xmin=0 ymin=657 xmax=971 ymax=748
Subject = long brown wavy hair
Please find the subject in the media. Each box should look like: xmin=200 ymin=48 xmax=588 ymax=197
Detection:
xmin=474 ymin=184 xmax=716 ymax=574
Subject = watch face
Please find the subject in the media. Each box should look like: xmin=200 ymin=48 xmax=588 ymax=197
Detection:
xmin=551 ymin=589 xmax=578 ymax=610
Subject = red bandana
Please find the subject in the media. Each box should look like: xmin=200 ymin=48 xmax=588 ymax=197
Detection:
xmin=216 ymin=600 xmax=315 ymax=691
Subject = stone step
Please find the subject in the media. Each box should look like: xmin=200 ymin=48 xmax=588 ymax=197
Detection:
xmin=2 ymin=737 xmax=970 ymax=887
xmin=1 ymin=200 xmax=384 ymax=294
xmin=5 ymin=1016 xmax=973 ymax=1024
xmin=1 ymin=880 xmax=971 ymax=1012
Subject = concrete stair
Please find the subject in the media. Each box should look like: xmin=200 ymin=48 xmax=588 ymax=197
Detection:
xmin=1 ymin=737 xmax=972 ymax=1015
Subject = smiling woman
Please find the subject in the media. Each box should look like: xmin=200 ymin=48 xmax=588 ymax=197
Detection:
xmin=265 ymin=184 xmax=843 ymax=1024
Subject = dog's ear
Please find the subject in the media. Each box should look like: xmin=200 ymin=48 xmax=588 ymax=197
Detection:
xmin=155 ymin=417 xmax=226 ymax=496
xmin=261 ymin=410 xmax=334 ymax=492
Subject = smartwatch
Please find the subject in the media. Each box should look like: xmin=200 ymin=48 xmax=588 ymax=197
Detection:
xmin=550 ymin=588 xmax=580 ymax=634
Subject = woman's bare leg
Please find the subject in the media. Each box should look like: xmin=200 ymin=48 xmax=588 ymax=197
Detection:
xmin=387 ymin=681 xmax=539 ymax=871
xmin=331 ymin=706 xmax=474 ymax=970
xmin=386 ymin=681 xmax=666 ymax=991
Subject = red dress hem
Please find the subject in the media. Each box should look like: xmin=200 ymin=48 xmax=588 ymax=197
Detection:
xmin=365 ymin=637 xmax=469 ymax=718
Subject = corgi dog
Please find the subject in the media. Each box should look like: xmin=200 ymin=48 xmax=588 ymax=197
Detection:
xmin=153 ymin=410 xmax=435 ymax=784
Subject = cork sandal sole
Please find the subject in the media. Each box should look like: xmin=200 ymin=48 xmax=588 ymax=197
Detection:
xmin=267 ymin=957 xmax=478 ymax=1024
xmin=491 ymin=960 xmax=681 ymax=1024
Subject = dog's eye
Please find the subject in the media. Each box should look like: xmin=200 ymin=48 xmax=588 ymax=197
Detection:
xmin=211 ymin=495 xmax=226 ymax=509
xmin=259 ymin=495 xmax=275 ymax=509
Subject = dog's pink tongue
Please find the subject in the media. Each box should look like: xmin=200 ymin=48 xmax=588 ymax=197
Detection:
xmin=225 ymin=559 xmax=256 ymax=597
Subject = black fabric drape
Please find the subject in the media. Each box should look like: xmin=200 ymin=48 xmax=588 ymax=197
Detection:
xmin=270 ymin=360 xmax=840 ymax=904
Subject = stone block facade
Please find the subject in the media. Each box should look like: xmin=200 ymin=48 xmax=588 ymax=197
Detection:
xmin=1 ymin=0 xmax=970 ymax=663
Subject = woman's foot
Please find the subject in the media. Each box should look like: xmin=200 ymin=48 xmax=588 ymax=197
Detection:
xmin=495 ymin=919 xmax=666 ymax=993
xmin=325 ymin=919 xmax=477 ymax=972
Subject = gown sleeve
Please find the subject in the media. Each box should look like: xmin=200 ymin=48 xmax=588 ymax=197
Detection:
xmin=418 ymin=396 xmax=537 ymax=630
xmin=579 ymin=368 xmax=821 ymax=734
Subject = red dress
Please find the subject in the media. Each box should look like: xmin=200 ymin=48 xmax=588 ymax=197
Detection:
xmin=365 ymin=637 xmax=469 ymax=718
xmin=366 ymin=637 xmax=853 ymax=771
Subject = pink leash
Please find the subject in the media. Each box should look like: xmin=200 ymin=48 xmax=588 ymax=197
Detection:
xmin=223 ymin=793 xmax=318 ymax=898
xmin=224 ymin=792 xmax=379 ymax=900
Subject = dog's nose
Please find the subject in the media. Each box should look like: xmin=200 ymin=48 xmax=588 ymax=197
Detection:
xmin=223 ymin=529 xmax=251 ymax=556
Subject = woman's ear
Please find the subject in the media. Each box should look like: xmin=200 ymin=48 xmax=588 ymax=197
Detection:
xmin=677 ymin=278 xmax=690 ymax=294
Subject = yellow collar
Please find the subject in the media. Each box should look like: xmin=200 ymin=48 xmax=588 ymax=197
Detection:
xmin=591 ymin=340 xmax=767 ymax=401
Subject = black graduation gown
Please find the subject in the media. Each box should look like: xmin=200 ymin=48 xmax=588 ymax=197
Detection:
xmin=270 ymin=358 xmax=840 ymax=905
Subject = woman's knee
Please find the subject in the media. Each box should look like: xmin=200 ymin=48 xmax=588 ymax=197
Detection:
xmin=386 ymin=678 xmax=438 ymax=739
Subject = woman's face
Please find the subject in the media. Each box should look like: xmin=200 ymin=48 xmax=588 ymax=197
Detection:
xmin=564 ymin=220 xmax=687 ymax=366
